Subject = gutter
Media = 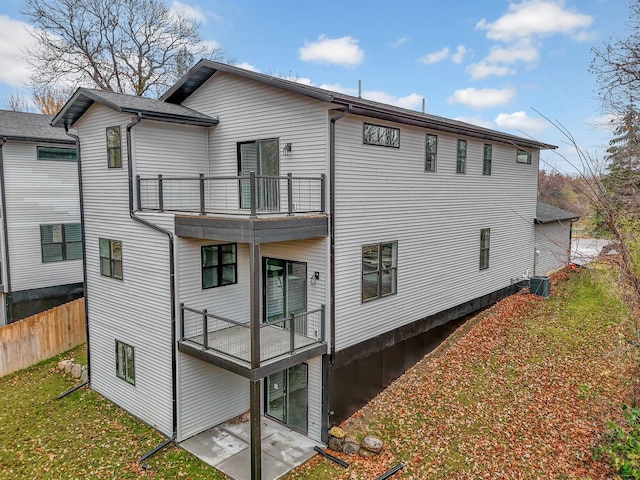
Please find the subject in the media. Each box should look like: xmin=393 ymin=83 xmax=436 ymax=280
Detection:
xmin=64 ymin=128 xmax=90 ymax=380
xmin=0 ymin=138 xmax=12 ymax=323
xmin=125 ymin=115 xmax=178 ymax=457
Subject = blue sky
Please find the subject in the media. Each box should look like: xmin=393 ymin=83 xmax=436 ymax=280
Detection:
xmin=0 ymin=0 xmax=631 ymax=172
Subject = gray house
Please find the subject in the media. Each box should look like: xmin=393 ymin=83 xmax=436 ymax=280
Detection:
xmin=52 ymin=61 xmax=555 ymax=478
xmin=534 ymin=202 xmax=580 ymax=275
xmin=0 ymin=110 xmax=83 ymax=324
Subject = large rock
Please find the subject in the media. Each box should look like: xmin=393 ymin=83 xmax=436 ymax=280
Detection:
xmin=342 ymin=437 xmax=360 ymax=456
xmin=71 ymin=363 xmax=82 ymax=379
xmin=329 ymin=426 xmax=346 ymax=439
xmin=361 ymin=435 xmax=384 ymax=454
xmin=328 ymin=436 xmax=344 ymax=452
xmin=58 ymin=360 xmax=71 ymax=371
xmin=80 ymin=368 xmax=88 ymax=382
xmin=64 ymin=361 xmax=73 ymax=374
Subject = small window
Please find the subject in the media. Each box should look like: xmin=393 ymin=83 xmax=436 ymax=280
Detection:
xmin=100 ymin=238 xmax=123 ymax=279
xmin=202 ymin=243 xmax=237 ymax=289
xmin=363 ymin=123 xmax=400 ymax=148
xmin=40 ymin=224 xmax=82 ymax=262
xmin=37 ymin=146 xmax=77 ymax=162
xmin=106 ymin=126 xmax=122 ymax=168
xmin=483 ymin=144 xmax=492 ymax=175
xmin=516 ymin=149 xmax=532 ymax=164
xmin=362 ymin=241 xmax=398 ymax=302
xmin=425 ymin=134 xmax=437 ymax=172
xmin=480 ymin=228 xmax=490 ymax=270
xmin=115 ymin=340 xmax=135 ymax=385
xmin=456 ymin=139 xmax=467 ymax=173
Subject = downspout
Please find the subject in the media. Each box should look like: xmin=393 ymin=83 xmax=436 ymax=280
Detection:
xmin=329 ymin=107 xmax=350 ymax=361
xmin=125 ymin=116 xmax=178 ymax=457
xmin=0 ymin=138 xmax=12 ymax=323
xmin=323 ymin=107 xmax=350 ymax=438
xmin=64 ymin=128 xmax=90 ymax=380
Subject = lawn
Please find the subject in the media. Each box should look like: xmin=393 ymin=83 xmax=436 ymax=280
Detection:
xmin=287 ymin=267 xmax=637 ymax=479
xmin=0 ymin=345 xmax=224 ymax=479
xmin=0 ymin=267 xmax=634 ymax=479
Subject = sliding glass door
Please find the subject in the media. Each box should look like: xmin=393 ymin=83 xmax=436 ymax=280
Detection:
xmin=264 ymin=258 xmax=307 ymax=324
xmin=266 ymin=364 xmax=308 ymax=434
xmin=238 ymin=139 xmax=279 ymax=211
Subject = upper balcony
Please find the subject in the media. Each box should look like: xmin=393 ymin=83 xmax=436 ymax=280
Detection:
xmin=137 ymin=172 xmax=329 ymax=243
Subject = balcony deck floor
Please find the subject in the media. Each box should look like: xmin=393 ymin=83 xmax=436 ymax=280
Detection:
xmin=187 ymin=324 xmax=319 ymax=365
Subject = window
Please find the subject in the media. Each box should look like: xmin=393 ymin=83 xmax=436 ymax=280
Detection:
xmin=483 ymin=144 xmax=492 ymax=175
xmin=202 ymin=243 xmax=237 ymax=289
xmin=480 ymin=228 xmax=490 ymax=270
xmin=425 ymin=134 xmax=437 ymax=172
xmin=100 ymin=238 xmax=123 ymax=279
xmin=40 ymin=224 xmax=82 ymax=262
xmin=106 ymin=126 xmax=122 ymax=168
xmin=362 ymin=242 xmax=398 ymax=302
xmin=456 ymin=139 xmax=467 ymax=173
xmin=37 ymin=146 xmax=77 ymax=162
xmin=363 ymin=123 xmax=400 ymax=148
xmin=115 ymin=340 xmax=135 ymax=385
xmin=516 ymin=149 xmax=532 ymax=164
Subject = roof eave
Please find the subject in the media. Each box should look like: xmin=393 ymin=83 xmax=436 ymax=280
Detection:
xmin=0 ymin=135 xmax=75 ymax=144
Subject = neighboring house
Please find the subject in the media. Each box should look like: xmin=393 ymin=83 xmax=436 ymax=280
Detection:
xmin=0 ymin=110 xmax=83 ymax=325
xmin=51 ymin=61 xmax=555 ymax=477
xmin=534 ymin=202 xmax=580 ymax=275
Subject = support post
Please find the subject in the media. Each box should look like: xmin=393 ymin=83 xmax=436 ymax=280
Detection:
xmin=320 ymin=174 xmax=326 ymax=213
xmin=289 ymin=312 xmax=296 ymax=353
xmin=249 ymin=242 xmax=261 ymax=480
xmin=320 ymin=304 xmax=326 ymax=342
xmin=158 ymin=174 xmax=164 ymax=212
xmin=179 ymin=303 xmax=184 ymax=340
xmin=202 ymin=309 xmax=208 ymax=349
xmin=199 ymin=173 xmax=205 ymax=215
xmin=287 ymin=172 xmax=293 ymax=216
xmin=250 ymin=379 xmax=262 ymax=480
xmin=136 ymin=175 xmax=142 ymax=211
xmin=250 ymin=171 xmax=257 ymax=218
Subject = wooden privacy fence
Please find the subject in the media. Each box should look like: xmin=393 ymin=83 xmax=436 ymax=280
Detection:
xmin=0 ymin=298 xmax=86 ymax=378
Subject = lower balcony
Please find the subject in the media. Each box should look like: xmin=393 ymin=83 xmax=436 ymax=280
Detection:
xmin=178 ymin=303 xmax=327 ymax=380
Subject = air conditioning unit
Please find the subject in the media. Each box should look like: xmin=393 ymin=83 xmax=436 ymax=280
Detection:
xmin=529 ymin=276 xmax=551 ymax=297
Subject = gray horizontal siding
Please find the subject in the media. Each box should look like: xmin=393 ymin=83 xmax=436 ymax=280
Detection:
xmin=175 ymin=236 xmax=327 ymax=440
xmin=333 ymin=115 xmax=539 ymax=351
xmin=76 ymin=104 xmax=175 ymax=436
xmin=2 ymin=141 xmax=82 ymax=292
xmin=535 ymin=222 xmax=572 ymax=275
xmin=182 ymin=71 xmax=329 ymax=180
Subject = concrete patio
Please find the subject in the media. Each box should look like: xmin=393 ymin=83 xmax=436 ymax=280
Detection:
xmin=180 ymin=415 xmax=323 ymax=480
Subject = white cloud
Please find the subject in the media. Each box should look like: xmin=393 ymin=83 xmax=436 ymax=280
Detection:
xmin=364 ymin=91 xmax=423 ymax=110
xmin=0 ymin=15 xmax=36 ymax=88
xmin=235 ymin=62 xmax=260 ymax=72
xmin=454 ymin=116 xmax=494 ymax=129
xmin=419 ymin=47 xmax=450 ymax=65
xmin=476 ymin=0 xmax=593 ymax=42
xmin=451 ymin=45 xmax=468 ymax=64
xmin=495 ymin=111 xmax=548 ymax=132
xmin=586 ymin=113 xmax=617 ymax=132
xmin=198 ymin=39 xmax=221 ymax=52
xmin=299 ymin=35 xmax=364 ymax=67
xmin=390 ymin=36 xmax=408 ymax=48
xmin=467 ymin=62 xmax=515 ymax=80
xmin=485 ymin=39 xmax=539 ymax=64
xmin=449 ymin=87 xmax=516 ymax=108
xmin=318 ymin=83 xmax=423 ymax=110
xmin=287 ymin=76 xmax=313 ymax=86
xmin=171 ymin=1 xmax=207 ymax=23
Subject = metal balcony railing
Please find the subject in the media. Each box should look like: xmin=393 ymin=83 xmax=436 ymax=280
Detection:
xmin=179 ymin=303 xmax=325 ymax=365
xmin=137 ymin=172 xmax=325 ymax=217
